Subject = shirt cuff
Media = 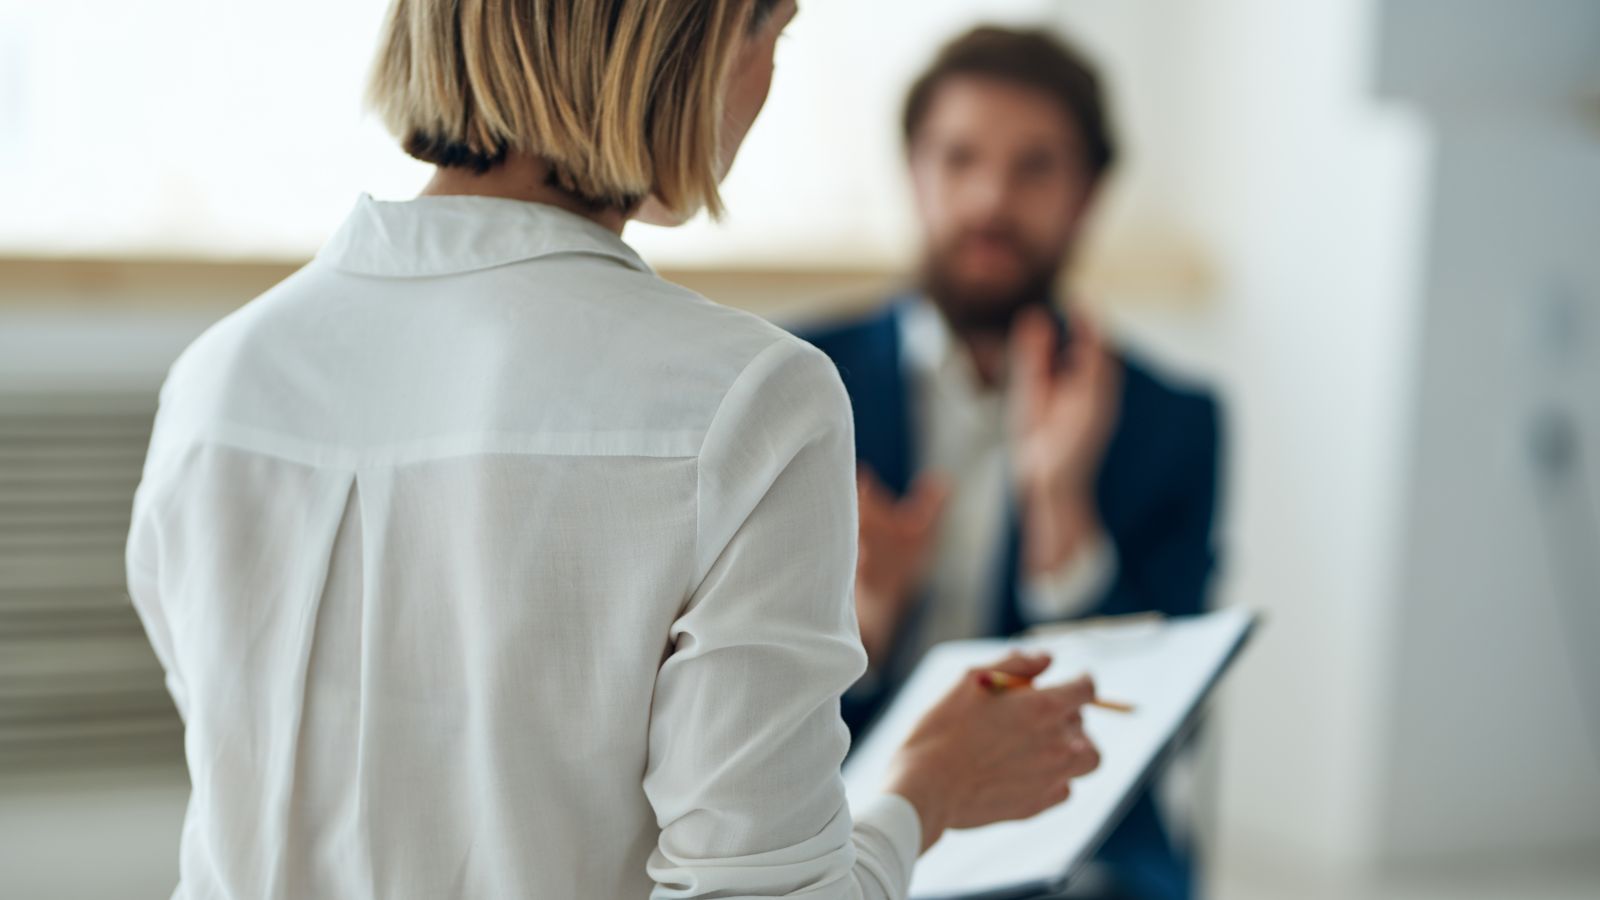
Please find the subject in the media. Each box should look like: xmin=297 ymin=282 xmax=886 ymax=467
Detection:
xmin=1020 ymin=530 xmax=1117 ymax=624
xmin=853 ymin=792 xmax=922 ymax=896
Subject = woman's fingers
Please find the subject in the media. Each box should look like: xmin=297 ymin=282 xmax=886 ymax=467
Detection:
xmin=1037 ymin=673 xmax=1097 ymax=711
xmin=890 ymin=658 xmax=1103 ymax=837
xmin=972 ymin=649 xmax=1053 ymax=682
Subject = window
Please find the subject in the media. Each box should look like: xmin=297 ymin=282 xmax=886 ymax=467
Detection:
xmin=0 ymin=0 xmax=1067 ymax=269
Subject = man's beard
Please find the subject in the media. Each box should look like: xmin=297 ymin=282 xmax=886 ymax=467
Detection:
xmin=919 ymin=229 xmax=1064 ymax=338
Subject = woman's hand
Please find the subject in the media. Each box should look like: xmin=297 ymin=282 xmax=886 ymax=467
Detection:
xmin=882 ymin=650 xmax=1101 ymax=853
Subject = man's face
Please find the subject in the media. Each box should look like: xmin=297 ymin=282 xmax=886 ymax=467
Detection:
xmin=908 ymin=75 xmax=1096 ymax=336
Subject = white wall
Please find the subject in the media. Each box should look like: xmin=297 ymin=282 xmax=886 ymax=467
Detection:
xmin=1050 ymin=0 xmax=1433 ymax=871
xmin=1375 ymin=0 xmax=1600 ymax=861
xmin=0 ymin=0 xmax=1064 ymax=269
xmin=1076 ymin=0 xmax=1600 ymax=876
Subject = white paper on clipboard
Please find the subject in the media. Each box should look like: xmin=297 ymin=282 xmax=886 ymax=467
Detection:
xmin=843 ymin=607 xmax=1258 ymax=899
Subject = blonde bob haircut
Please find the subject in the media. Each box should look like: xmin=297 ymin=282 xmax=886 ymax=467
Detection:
xmin=367 ymin=0 xmax=778 ymax=218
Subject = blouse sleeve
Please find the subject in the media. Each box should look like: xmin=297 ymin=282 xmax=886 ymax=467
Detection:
xmin=642 ymin=337 xmax=921 ymax=899
xmin=125 ymin=452 xmax=190 ymax=724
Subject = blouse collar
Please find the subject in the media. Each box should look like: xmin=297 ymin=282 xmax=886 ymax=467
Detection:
xmin=317 ymin=193 xmax=653 ymax=278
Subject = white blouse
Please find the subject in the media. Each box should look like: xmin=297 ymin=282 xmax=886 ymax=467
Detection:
xmin=126 ymin=195 xmax=920 ymax=899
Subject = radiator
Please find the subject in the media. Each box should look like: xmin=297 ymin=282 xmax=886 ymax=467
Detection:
xmin=0 ymin=393 xmax=183 ymax=770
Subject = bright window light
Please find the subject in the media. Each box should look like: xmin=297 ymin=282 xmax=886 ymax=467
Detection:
xmin=0 ymin=0 xmax=1057 ymax=267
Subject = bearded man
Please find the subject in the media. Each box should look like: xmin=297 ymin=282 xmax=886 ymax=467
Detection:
xmin=798 ymin=26 xmax=1224 ymax=900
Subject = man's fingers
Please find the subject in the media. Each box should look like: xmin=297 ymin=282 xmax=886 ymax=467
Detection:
xmin=1083 ymin=341 xmax=1114 ymax=392
xmin=1061 ymin=313 xmax=1106 ymax=380
xmin=1009 ymin=309 xmax=1056 ymax=387
xmin=857 ymin=465 xmax=889 ymax=502
xmin=857 ymin=466 xmax=894 ymax=527
xmin=906 ymin=472 xmax=951 ymax=524
xmin=1013 ymin=305 xmax=1057 ymax=354
xmin=860 ymin=471 xmax=949 ymax=541
xmin=1069 ymin=311 xmax=1102 ymax=354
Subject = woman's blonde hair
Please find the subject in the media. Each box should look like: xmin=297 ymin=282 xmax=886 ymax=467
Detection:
xmin=367 ymin=0 xmax=774 ymax=218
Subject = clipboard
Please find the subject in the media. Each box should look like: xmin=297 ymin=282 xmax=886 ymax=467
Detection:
xmin=842 ymin=607 xmax=1259 ymax=899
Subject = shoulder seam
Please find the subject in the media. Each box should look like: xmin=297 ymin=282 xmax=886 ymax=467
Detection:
xmin=691 ymin=336 xmax=799 ymax=593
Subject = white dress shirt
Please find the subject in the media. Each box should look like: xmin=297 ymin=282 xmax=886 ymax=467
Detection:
xmin=126 ymin=194 xmax=920 ymax=900
xmin=891 ymin=299 xmax=1115 ymax=673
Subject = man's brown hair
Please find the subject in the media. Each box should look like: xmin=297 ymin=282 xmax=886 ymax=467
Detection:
xmin=902 ymin=26 xmax=1118 ymax=181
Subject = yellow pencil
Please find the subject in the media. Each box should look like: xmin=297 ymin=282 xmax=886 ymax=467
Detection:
xmin=977 ymin=670 xmax=1136 ymax=713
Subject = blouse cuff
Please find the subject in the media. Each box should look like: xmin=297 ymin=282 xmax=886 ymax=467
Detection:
xmin=854 ymin=792 xmax=922 ymax=897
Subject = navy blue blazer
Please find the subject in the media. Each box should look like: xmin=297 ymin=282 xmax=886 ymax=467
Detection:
xmin=797 ymin=299 xmax=1222 ymax=900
